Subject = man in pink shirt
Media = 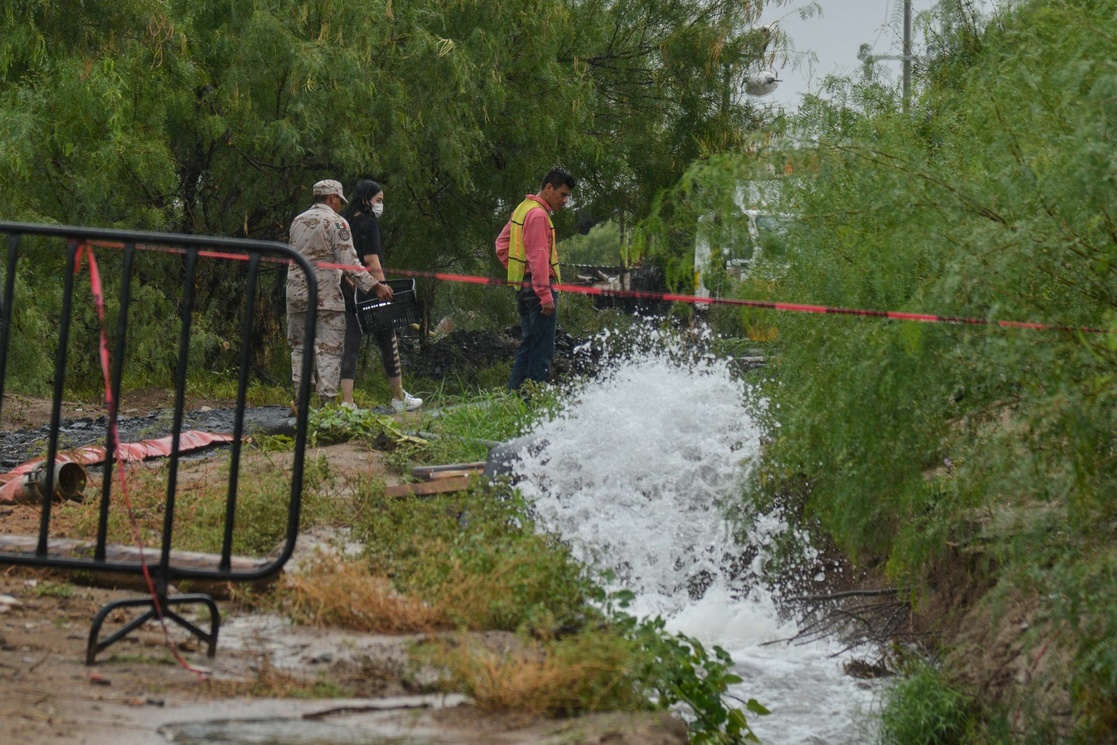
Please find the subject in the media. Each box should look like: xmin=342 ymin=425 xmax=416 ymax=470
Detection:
xmin=495 ymin=167 xmax=576 ymax=391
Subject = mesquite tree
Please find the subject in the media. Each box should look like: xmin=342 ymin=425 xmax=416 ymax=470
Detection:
xmin=0 ymin=0 xmax=782 ymax=390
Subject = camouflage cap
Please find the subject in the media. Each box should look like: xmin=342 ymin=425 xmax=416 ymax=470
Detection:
xmin=312 ymin=179 xmax=348 ymax=204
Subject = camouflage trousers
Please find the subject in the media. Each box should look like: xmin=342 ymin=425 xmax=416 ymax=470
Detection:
xmin=287 ymin=307 xmax=346 ymax=403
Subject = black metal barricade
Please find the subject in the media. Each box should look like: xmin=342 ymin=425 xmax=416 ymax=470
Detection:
xmin=0 ymin=222 xmax=317 ymax=664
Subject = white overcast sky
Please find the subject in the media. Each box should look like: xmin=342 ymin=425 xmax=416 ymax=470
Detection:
xmin=754 ymin=0 xmax=1001 ymax=111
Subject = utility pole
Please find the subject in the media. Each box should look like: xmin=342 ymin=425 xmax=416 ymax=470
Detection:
xmin=859 ymin=0 xmax=914 ymax=111
xmin=902 ymin=0 xmax=912 ymax=112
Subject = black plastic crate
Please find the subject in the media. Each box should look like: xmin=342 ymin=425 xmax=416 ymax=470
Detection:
xmin=355 ymin=278 xmax=420 ymax=334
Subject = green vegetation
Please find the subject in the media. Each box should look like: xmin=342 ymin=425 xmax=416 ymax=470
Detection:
xmin=0 ymin=0 xmax=779 ymax=396
xmin=563 ymin=221 xmax=626 ymax=267
xmin=625 ymin=0 xmax=1117 ymax=739
xmin=273 ymin=474 xmax=765 ymax=742
xmin=877 ymin=661 xmax=975 ymax=745
xmin=30 ymin=580 xmax=76 ymax=599
xmin=430 ymin=607 xmax=770 ymax=743
xmin=12 ymin=0 xmax=1117 ymax=740
xmin=354 ymin=483 xmax=589 ymax=632
xmin=64 ymin=450 xmax=320 ymax=556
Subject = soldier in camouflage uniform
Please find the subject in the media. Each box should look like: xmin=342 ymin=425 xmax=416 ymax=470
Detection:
xmin=286 ymin=179 xmax=393 ymax=407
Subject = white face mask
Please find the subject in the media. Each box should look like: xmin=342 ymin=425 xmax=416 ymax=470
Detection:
xmin=371 ymin=202 xmax=384 ymax=218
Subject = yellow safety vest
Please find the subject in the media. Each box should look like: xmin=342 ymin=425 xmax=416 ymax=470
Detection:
xmin=507 ymin=197 xmax=560 ymax=287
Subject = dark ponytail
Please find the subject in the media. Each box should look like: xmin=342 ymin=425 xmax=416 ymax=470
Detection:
xmin=343 ymin=179 xmax=383 ymax=219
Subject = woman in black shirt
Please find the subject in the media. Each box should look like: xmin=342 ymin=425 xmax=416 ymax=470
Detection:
xmin=339 ymin=179 xmax=422 ymax=412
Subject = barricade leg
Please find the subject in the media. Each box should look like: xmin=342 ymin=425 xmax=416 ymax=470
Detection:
xmin=86 ymin=594 xmax=220 ymax=665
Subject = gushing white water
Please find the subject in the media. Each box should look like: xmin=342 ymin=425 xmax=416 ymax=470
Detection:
xmin=511 ymin=351 xmax=878 ymax=744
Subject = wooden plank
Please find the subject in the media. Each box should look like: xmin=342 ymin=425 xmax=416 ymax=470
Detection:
xmin=410 ymin=462 xmax=487 ymax=481
xmin=425 ymin=469 xmax=482 ymax=481
xmin=384 ymin=475 xmax=474 ymax=498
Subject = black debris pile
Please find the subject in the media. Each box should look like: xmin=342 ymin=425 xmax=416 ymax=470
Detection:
xmin=0 ymin=406 xmax=292 ymax=470
xmin=551 ymin=329 xmax=605 ymax=378
xmin=398 ymin=329 xmax=520 ymax=384
xmin=399 ymin=328 xmax=604 ymax=385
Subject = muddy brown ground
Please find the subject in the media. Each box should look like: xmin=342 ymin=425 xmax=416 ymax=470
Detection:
xmin=0 ymin=393 xmax=688 ymax=745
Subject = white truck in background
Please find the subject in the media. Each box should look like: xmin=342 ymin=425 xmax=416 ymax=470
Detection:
xmin=693 ymin=179 xmax=793 ymax=298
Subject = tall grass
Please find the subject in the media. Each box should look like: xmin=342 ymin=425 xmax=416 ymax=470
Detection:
xmin=279 ymin=557 xmax=448 ymax=633
xmin=434 ymin=631 xmax=648 ymax=716
xmin=877 ymin=662 xmax=975 ymax=745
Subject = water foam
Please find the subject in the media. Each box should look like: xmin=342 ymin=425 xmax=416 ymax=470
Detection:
xmin=510 ymin=346 xmax=878 ymax=743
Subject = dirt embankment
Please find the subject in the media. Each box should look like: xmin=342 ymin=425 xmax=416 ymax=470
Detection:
xmin=911 ymin=547 xmax=1075 ymax=738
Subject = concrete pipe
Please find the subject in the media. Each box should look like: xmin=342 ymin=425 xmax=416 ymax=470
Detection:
xmin=21 ymin=461 xmax=88 ymax=502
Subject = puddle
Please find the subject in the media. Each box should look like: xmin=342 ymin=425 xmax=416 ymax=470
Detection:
xmin=160 ymin=718 xmax=418 ymax=745
xmin=217 ymin=611 xmax=411 ymax=670
xmin=151 ymin=695 xmax=471 ymax=745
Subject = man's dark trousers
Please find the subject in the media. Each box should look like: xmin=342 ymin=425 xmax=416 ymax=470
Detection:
xmin=509 ymin=288 xmax=557 ymax=391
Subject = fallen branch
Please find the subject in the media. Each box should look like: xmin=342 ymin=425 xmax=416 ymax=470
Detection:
xmin=779 ymin=586 xmax=916 ymax=652
xmin=303 ymin=702 xmax=433 ymax=720
xmin=784 ymin=588 xmax=906 ymax=603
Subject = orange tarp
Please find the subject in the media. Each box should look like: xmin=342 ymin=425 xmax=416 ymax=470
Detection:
xmin=0 ymin=431 xmax=235 ymax=503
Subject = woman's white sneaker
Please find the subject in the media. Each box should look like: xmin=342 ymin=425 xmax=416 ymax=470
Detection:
xmin=391 ymin=392 xmax=423 ymax=412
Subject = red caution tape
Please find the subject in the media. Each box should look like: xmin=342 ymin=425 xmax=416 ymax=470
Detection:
xmin=79 ymin=238 xmax=1114 ymax=335
xmin=78 ymin=243 xmax=210 ymax=680
xmin=389 ymin=268 xmax=1114 ymax=335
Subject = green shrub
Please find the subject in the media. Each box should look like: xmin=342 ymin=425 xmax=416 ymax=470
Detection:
xmin=352 ymin=481 xmax=591 ymax=633
xmin=878 ymin=661 xmax=975 ymax=745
